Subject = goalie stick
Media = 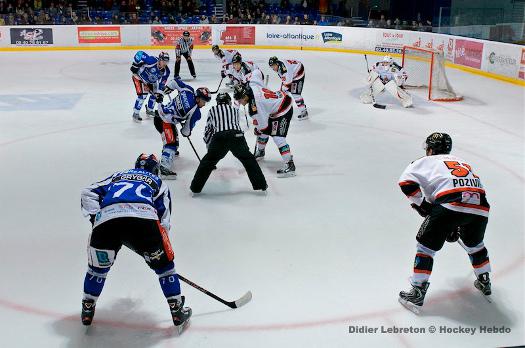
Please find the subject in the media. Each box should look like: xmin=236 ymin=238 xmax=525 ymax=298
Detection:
xmin=178 ymin=274 xmax=252 ymax=309
xmin=364 ymin=55 xmax=387 ymax=110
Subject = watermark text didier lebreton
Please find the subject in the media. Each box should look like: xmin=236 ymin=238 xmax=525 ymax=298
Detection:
xmin=348 ymin=325 xmax=511 ymax=335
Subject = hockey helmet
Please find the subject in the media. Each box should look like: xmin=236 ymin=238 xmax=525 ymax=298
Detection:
xmin=158 ymin=51 xmax=170 ymax=62
xmin=268 ymin=56 xmax=279 ymax=67
xmin=424 ymin=132 xmax=452 ymax=155
xmin=232 ymin=53 xmax=242 ymax=64
xmin=183 ymin=31 xmax=190 ymax=37
xmin=216 ymin=92 xmax=232 ymax=105
xmin=233 ymin=84 xmax=252 ymax=101
xmin=196 ymin=87 xmax=211 ymax=102
xmin=135 ymin=153 xmax=160 ymax=175
xmin=212 ymin=44 xmax=220 ymax=53
xmin=382 ymin=55 xmax=393 ymax=65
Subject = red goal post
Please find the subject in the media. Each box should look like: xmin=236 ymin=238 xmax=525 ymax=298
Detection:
xmin=401 ymin=46 xmax=463 ymax=102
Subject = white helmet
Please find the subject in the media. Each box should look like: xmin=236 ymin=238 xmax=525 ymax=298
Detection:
xmin=382 ymin=55 xmax=393 ymax=64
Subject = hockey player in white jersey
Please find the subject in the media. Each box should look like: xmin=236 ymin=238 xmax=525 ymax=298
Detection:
xmin=225 ymin=54 xmax=260 ymax=86
xmin=212 ymin=45 xmax=239 ymax=87
xmin=233 ymin=73 xmax=296 ymax=177
xmin=268 ymin=56 xmax=308 ymax=120
xmin=360 ymin=55 xmax=413 ymax=108
xmin=398 ymin=133 xmax=491 ymax=313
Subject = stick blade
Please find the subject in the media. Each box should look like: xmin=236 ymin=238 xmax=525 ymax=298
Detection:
xmin=373 ymin=103 xmax=387 ymax=109
xmin=233 ymin=291 xmax=252 ymax=308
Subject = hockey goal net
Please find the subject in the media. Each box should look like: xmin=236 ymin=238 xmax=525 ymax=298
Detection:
xmin=402 ymin=46 xmax=463 ymax=101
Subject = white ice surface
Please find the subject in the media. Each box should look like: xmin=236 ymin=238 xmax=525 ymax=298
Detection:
xmin=0 ymin=48 xmax=523 ymax=348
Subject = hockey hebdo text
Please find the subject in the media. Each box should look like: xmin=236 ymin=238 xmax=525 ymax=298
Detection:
xmin=348 ymin=325 xmax=511 ymax=335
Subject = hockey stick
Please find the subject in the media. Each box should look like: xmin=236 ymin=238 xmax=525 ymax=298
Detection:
xmin=364 ymin=55 xmax=387 ymax=110
xmin=210 ymin=77 xmax=224 ymax=94
xmin=186 ymin=136 xmax=201 ymax=161
xmin=178 ymin=274 xmax=252 ymax=309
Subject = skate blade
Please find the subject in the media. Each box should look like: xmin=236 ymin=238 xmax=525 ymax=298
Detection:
xmin=297 ymin=116 xmax=309 ymax=121
xmin=398 ymin=297 xmax=421 ymax=314
xmin=176 ymin=319 xmax=190 ymax=335
xmin=277 ymin=171 xmax=296 ymax=178
xmin=133 ymin=118 xmax=143 ymax=123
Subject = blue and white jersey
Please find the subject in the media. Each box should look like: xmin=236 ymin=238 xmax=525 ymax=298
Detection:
xmin=81 ymin=168 xmax=172 ymax=231
xmin=159 ymin=78 xmax=202 ymax=134
xmin=132 ymin=51 xmax=170 ymax=91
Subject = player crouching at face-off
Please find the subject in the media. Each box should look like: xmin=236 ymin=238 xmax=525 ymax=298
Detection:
xmin=360 ymin=55 xmax=413 ymax=108
xmin=80 ymin=154 xmax=191 ymax=333
xmin=234 ymin=72 xmax=296 ymax=178
xmin=153 ymin=78 xmax=211 ymax=179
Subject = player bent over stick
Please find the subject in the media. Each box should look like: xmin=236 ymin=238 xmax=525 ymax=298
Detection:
xmin=398 ymin=133 xmax=492 ymax=314
xmin=268 ymin=56 xmax=308 ymax=120
xmin=155 ymin=78 xmax=211 ymax=179
xmin=360 ymin=55 xmax=413 ymax=108
xmin=234 ymin=72 xmax=296 ymax=177
xmin=80 ymin=154 xmax=191 ymax=333
xmin=131 ymin=51 xmax=170 ymax=121
xmin=212 ymin=45 xmax=239 ymax=87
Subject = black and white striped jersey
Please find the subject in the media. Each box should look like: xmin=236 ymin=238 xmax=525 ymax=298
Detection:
xmin=175 ymin=37 xmax=194 ymax=56
xmin=203 ymin=104 xmax=242 ymax=144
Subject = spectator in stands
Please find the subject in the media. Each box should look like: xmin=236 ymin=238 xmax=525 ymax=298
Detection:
xmin=152 ymin=15 xmax=161 ymax=24
xmin=301 ymin=13 xmax=311 ymax=25
xmin=227 ymin=13 xmax=238 ymax=24
xmin=285 ymin=15 xmax=292 ymax=24
xmin=394 ymin=17 xmax=401 ymax=29
xmin=210 ymin=14 xmax=218 ymax=24
xmin=293 ymin=16 xmax=299 ymax=25
xmin=200 ymin=15 xmax=208 ymax=24
xmin=378 ymin=14 xmax=387 ymax=28
xmin=318 ymin=15 xmax=329 ymax=26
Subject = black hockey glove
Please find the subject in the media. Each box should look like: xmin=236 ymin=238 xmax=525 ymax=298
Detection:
xmin=89 ymin=214 xmax=96 ymax=226
xmin=155 ymin=93 xmax=164 ymax=103
xmin=411 ymin=200 xmax=432 ymax=217
xmin=130 ymin=64 xmax=140 ymax=74
xmin=221 ymin=70 xmax=226 ymax=78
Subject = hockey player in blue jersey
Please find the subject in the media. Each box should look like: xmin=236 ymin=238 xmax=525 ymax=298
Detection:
xmin=80 ymin=154 xmax=191 ymax=333
xmin=131 ymin=51 xmax=171 ymax=122
xmin=153 ymin=78 xmax=211 ymax=178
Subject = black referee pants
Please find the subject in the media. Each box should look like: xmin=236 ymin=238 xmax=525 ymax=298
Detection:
xmin=175 ymin=52 xmax=196 ymax=77
xmin=190 ymin=130 xmax=267 ymax=193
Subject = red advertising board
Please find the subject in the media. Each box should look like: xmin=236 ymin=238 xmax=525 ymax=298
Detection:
xmin=219 ymin=26 xmax=256 ymax=45
xmin=151 ymin=26 xmax=212 ymax=46
xmin=454 ymin=39 xmax=483 ymax=69
xmin=519 ymin=48 xmax=525 ymax=79
xmin=77 ymin=26 xmax=121 ymax=43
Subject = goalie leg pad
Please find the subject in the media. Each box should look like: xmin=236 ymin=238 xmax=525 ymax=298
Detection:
xmin=385 ymin=80 xmax=413 ymax=108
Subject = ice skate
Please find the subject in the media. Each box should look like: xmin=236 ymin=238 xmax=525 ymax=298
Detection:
xmin=254 ymin=148 xmax=265 ymax=161
xmin=160 ymin=166 xmax=177 ymax=180
xmin=145 ymin=108 xmax=156 ymax=118
xmin=398 ymin=282 xmax=429 ymax=314
xmin=297 ymin=109 xmax=309 ymax=120
xmin=474 ymin=272 xmax=492 ymax=302
xmin=81 ymin=299 xmax=96 ymax=326
xmin=277 ymin=157 xmax=296 ymax=178
xmin=168 ymin=296 xmax=192 ymax=334
xmin=132 ymin=111 xmax=142 ymax=122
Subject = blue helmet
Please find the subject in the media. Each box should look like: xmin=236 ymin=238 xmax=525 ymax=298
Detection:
xmin=135 ymin=153 xmax=160 ymax=175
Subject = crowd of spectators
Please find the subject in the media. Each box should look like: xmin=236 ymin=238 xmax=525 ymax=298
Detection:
xmin=0 ymin=0 xmax=432 ymax=31
xmin=367 ymin=14 xmax=432 ymax=32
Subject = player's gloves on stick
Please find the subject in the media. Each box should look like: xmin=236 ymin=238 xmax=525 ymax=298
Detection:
xmin=221 ymin=70 xmax=226 ymax=78
xmin=411 ymin=200 xmax=432 ymax=217
xmin=180 ymin=123 xmax=191 ymax=137
xmin=446 ymin=226 xmax=461 ymax=243
xmin=254 ymin=128 xmax=261 ymax=136
xmin=155 ymin=93 xmax=164 ymax=103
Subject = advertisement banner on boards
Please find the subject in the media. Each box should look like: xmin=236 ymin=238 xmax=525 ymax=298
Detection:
xmin=10 ymin=27 xmax=53 ymax=45
xmin=454 ymin=39 xmax=484 ymax=69
xmin=374 ymin=30 xmax=406 ymax=53
xmin=218 ymin=26 xmax=256 ymax=45
xmin=151 ymin=26 xmax=212 ymax=46
xmin=519 ymin=48 xmax=525 ymax=79
xmin=77 ymin=26 xmax=121 ymax=44
xmin=481 ymin=42 xmax=520 ymax=78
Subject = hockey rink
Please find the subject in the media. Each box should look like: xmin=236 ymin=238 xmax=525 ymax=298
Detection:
xmin=0 ymin=48 xmax=523 ymax=348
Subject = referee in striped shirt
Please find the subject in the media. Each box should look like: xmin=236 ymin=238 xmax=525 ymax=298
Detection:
xmin=190 ymin=93 xmax=267 ymax=194
xmin=175 ymin=31 xmax=196 ymax=79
